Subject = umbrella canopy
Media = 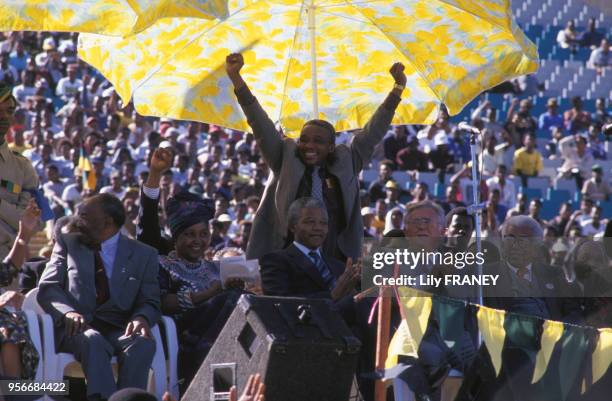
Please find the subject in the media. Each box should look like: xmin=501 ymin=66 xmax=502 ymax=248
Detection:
xmin=0 ymin=0 xmax=228 ymax=36
xmin=78 ymin=0 xmax=538 ymax=134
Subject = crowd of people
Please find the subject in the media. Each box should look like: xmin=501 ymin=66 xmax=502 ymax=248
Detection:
xmin=0 ymin=18 xmax=610 ymax=401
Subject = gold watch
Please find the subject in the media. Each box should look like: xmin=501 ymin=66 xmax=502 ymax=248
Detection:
xmin=393 ymin=83 xmax=405 ymax=91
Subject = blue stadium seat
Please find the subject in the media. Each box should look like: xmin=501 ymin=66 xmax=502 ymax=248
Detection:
xmin=527 ymin=177 xmax=551 ymax=194
xmin=554 ymin=178 xmax=577 ymax=192
xmin=541 ymin=200 xmax=561 ymax=220
xmin=571 ymin=48 xmax=591 ymax=62
xmin=434 ymin=182 xmax=445 ymax=199
xmin=599 ymin=201 xmax=612 ymax=218
xmin=519 ymin=186 xmax=543 ymax=200
xmin=546 ymin=188 xmax=571 ymax=203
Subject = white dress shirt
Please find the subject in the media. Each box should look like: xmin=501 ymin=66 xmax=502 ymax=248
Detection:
xmin=293 ymin=241 xmax=322 ymax=265
xmin=99 ymin=232 xmax=120 ymax=280
xmin=507 ymin=261 xmax=532 ymax=283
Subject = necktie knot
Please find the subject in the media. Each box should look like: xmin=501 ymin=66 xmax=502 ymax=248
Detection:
xmin=516 ymin=266 xmax=529 ymax=280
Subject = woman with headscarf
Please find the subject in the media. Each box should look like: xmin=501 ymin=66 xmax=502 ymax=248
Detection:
xmin=137 ymin=148 xmax=244 ymax=392
xmin=383 ymin=207 xmax=404 ymax=235
xmin=0 ymin=201 xmax=40 ymax=382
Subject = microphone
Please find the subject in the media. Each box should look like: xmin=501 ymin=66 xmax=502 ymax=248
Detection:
xmin=457 ymin=122 xmax=481 ymax=134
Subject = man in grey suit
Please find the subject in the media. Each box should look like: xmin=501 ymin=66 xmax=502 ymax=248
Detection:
xmin=225 ymin=53 xmax=407 ymax=261
xmin=37 ymin=194 xmax=161 ymax=401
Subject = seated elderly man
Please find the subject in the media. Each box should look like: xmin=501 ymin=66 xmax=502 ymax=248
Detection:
xmin=37 ymin=194 xmax=160 ymax=401
xmin=259 ymin=197 xmax=360 ymax=300
xmin=479 ymin=215 xmax=582 ymax=401
xmin=484 ymin=215 xmax=582 ymax=321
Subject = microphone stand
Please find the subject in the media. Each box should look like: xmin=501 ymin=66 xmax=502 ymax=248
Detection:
xmin=466 ymin=130 xmax=485 ymax=345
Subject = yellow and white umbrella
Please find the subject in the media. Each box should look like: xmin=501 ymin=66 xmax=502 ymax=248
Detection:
xmin=78 ymin=0 xmax=538 ymax=134
xmin=0 ymin=0 xmax=228 ymax=36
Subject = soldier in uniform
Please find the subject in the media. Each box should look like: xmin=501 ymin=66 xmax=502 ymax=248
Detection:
xmin=0 ymin=82 xmax=40 ymax=260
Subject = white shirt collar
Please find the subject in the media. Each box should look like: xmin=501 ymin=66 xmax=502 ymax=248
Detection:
xmin=507 ymin=261 xmax=533 ymax=282
xmin=101 ymin=231 xmax=120 ymax=254
xmin=293 ymin=241 xmax=321 ymax=259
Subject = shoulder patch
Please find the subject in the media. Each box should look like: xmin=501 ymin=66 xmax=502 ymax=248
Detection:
xmin=11 ymin=151 xmax=27 ymax=159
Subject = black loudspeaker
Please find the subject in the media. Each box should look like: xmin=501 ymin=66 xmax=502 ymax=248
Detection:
xmin=182 ymin=294 xmax=361 ymax=401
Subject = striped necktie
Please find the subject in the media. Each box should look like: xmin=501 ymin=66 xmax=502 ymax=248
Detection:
xmin=308 ymin=251 xmax=335 ymax=290
xmin=311 ymin=166 xmax=324 ymax=203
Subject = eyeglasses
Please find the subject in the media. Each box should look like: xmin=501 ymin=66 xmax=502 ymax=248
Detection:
xmin=405 ymin=217 xmax=433 ymax=226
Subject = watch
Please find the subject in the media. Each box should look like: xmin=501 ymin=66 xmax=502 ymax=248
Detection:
xmin=393 ymin=83 xmax=405 ymax=91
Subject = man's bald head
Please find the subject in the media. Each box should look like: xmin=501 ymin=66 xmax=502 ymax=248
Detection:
xmin=502 ymin=215 xmax=544 ymax=268
xmin=502 ymin=215 xmax=543 ymax=239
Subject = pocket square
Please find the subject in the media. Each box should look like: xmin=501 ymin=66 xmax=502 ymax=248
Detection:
xmin=128 ymin=276 xmax=138 ymax=281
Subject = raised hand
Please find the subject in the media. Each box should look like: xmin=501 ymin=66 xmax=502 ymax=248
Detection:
xmin=331 ymin=257 xmax=361 ymax=301
xmin=18 ymin=199 xmax=41 ymax=242
xmin=226 ymin=53 xmax=245 ymax=79
xmin=230 ymin=374 xmax=265 ymax=401
xmin=389 ymin=62 xmax=407 ymax=87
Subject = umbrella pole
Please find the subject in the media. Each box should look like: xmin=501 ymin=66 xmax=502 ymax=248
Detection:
xmin=308 ymin=0 xmax=319 ymax=119
xmin=374 ymin=289 xmax=391 ymax=401
xmin=468 ymin=131 xmax=484 ymax=345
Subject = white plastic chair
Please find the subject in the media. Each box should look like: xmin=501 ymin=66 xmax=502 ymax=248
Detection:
xmin=23 ymin=288 xmax=167 ymax=400
xmin=22 ymin=309 xmax=45 ymax=401
xmin=159 ymin=316 xmax=180 ymax=400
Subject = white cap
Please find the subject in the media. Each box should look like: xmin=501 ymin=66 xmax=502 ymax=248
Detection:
xmin=42 ymin=37 xmax=56 ymax=50
xmin=58 ymin=40 xmax=75 ymax=53
xmin=218 ymin=214 xmax=232 ymax=223
xmin=361 ymin=207 xmax=375 ymax=216
xmin=158 ymin=140 xmax=172 ymax=149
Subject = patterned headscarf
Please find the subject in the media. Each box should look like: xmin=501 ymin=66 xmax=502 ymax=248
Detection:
xmin=165 ymin=191 xmax=214 ymax=239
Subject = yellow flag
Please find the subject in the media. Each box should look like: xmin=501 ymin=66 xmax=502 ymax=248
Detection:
xmin=385 ymin=287 xmax=433 ymax=368
xmin=385 ymin=320 xmax=418 ymax=368
xmin=593 ymin=328 xmax=612 ymax=385
xmin=477 ymin=306 xmax=506 ymax=376
xmin=532 ymin=319 xmax=564 ymax=383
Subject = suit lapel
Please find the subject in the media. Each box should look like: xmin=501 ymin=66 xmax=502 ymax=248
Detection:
xmin=110 ymin=235 xmax=133 ymax=295
xmin=327 ymin=155 xmax=352 ymax=224
xmin=323 ymin=255 xmax=344 ymax=279
xmin=287 ymin=244 xmax=326 ymax=289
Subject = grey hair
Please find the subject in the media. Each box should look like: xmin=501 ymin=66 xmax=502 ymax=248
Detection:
xmin=287 ymin=197 xmax=328 ymax=229
xmin=404 ymin=200 xmax=445 ymax=227
xmin=501 ymin=215 xmax=544 ymax=238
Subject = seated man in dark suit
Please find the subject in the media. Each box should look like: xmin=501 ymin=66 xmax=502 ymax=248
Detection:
xmin=37 ymin=194 xmax=161 ymax=401
xmin=259 ymin=196 xmax=360 ymax=300
xmin=480 ymin=215 xmax=582 ymax=401
xmin=484 ymin=215 xmax=582 ymax=322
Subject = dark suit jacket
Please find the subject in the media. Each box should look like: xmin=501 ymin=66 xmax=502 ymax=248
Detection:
xmin=237 ymin=85 xmax=401 ymax=260
xmin=483 ymin=260 xmax=583 ymax=324
xmin=259 ymin=244 xmax=345 ymax=299
xmin=37 ymin=232 xmax=161 ymax=347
